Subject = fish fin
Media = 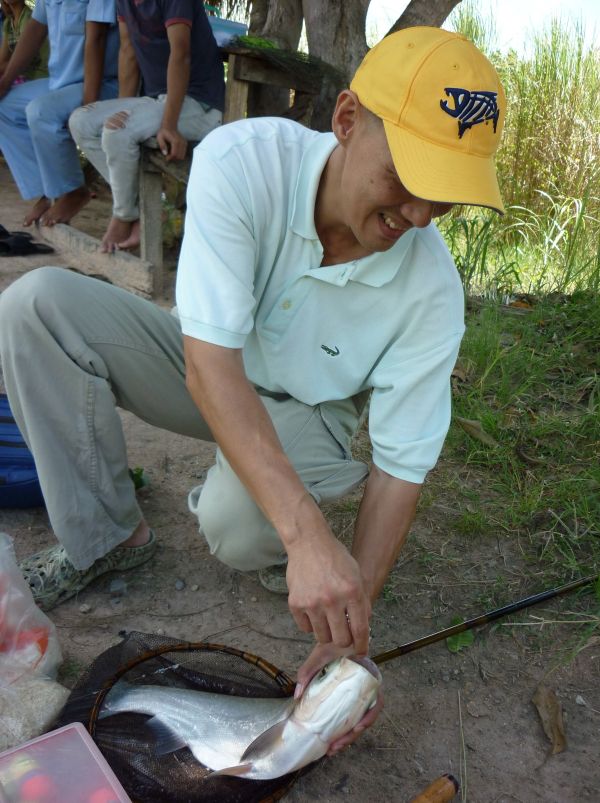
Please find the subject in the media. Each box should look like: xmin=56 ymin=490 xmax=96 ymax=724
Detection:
xmin=208 ymin=763 xmax=254 ymax=778
xmin=146 ymin=716 xmax=188 ymax=755
xmin=240 ymin=719 xmax=287 ymax=762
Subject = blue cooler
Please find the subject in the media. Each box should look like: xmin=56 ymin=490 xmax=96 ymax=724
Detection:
xmin=208 ymin=16 xmax=248 ymax=47
xmin=0 ymin=394 xmax=44 ymax=508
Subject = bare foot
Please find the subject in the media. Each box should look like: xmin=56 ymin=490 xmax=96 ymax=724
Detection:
xmin=120 ymin=519 xmax=151 ymax=548
xmin=102 ymin=217 xmax=133 ymax=253
xmin=117 ymin=219 xmax=140 ymax=250
xmin=41 ymin=186 xmax=91 ymax=226
xmin=23 ymin=196 xmax=51 ymax=226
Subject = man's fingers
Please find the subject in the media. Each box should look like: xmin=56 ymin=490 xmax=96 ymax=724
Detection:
xmin=345 ymin=601 xmax=371 ymax=656
xmin=310 ymin=613 xmax=332 ymax=645
xmin=291 ymin=608 xmax=313 ymax=634
xmin=329 ymin=608 xmax=353 ymax=649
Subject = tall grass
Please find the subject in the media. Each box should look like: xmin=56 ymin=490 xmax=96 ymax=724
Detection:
xmin=446 ymin=3 xmax=600 ymax=295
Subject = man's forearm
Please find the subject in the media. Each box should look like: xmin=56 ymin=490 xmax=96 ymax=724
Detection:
xmin=0 ymin=19 xmax=47 ymax=90
xmin=351 ymin=465 xmax=421 ymax=601
xmin=161 ymin=48 xmax=190 ymax=130
xmin=183 ymin=338 xmax=325 ymax=547
xmin=82 ymin=21 xmax=109 ymax=105
xmin=117 ymin=36 xmax=139 ymax=97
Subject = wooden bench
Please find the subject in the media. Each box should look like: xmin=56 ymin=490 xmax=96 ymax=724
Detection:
xmin=140 ymin=45 xmax=321 ymax=296
xmin=37 ymin=45 xmax=321 ymax=298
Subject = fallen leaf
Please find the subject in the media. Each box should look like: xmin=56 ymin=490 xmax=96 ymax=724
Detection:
xmin=466 ymin=700 xmax=491 ymax=718
xmin=454 ymin=417 xmax=499 ymax=448
xmin=446 ymin=617 xmax=475 ymax=653
xmin=532 ymin=684 xmax=567 ymax=754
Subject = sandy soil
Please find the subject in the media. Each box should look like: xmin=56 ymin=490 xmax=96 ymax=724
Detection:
xmin=1 ymin=160 xmax=599 ymax=803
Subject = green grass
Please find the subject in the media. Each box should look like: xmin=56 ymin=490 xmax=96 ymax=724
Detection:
xmin=447 ymin=294 xmax=600 ymax=585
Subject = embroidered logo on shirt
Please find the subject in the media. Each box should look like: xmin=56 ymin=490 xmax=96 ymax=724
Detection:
xmin=321 ymin=344 xmax=340 ymax=356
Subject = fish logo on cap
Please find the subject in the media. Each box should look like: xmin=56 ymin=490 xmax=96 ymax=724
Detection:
xmin=440 ymin=88 xmax=500 ymax=139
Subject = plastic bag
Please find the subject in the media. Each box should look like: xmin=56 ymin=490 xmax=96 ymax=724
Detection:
xmin=0 ymin=533 xmax=69 ymax=751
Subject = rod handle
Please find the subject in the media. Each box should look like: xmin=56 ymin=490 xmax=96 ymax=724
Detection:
xmin=408 ymin=774 xmax=459 ymax=802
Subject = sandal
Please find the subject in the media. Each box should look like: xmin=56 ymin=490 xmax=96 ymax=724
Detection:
xmin=19 ymin=531 xmax=157 ymax=611
xmin=258 ymin=563 xmax=288 ymax=595
xmin=0 ymin=235 xmax=55 ymax=257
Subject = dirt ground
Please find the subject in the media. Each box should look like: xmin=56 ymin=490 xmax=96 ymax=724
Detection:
xmin=1 ymin=160 xmax=599 ymax=803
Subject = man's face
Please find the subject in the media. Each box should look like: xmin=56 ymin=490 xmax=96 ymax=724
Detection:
xmin=338 ymin=109 xmax=455 ymax=253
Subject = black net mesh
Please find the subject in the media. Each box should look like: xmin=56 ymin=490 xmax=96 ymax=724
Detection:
xmin=56 ymin=631 xmax=307 ymax=803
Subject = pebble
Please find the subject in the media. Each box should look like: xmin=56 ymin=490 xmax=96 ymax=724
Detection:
xmin=175 ymin=579 xmax=185 ymax=591
xmin=442 ymin=673 xmax=450 ymax=683
xmin=191 ymin=584 xmax=199 ymax=592
xmin=79 ymin=603 xmax=92 ymax=614
xmin=109 ymin=578 xmax=127 ymax=596
xmin=575 ymin=695 xmax=587 ymax=706
xmin=110 ymin=598 xmax=123 ymax=609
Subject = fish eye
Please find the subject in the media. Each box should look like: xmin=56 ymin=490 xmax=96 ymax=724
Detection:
xmin=318 ymin=667 xmax=328 ymax=678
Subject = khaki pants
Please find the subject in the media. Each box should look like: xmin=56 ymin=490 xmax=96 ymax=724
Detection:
xmin=0 ymin=268 xmax=369 ymax=570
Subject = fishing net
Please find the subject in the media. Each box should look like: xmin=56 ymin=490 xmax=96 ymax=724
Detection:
xmin=56 ymin=631 xmax=310 ymax=803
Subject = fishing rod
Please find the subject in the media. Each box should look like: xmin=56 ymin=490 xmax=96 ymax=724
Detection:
xmin=372 ymin=573 xmax=598 ymax=666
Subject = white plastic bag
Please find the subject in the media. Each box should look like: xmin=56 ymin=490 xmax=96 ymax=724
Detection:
xmin=0 ymin=533 xmax=69 ymax=751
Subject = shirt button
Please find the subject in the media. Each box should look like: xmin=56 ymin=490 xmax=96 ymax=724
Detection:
xmin=281 ymin=299 xmax=292 ymax=310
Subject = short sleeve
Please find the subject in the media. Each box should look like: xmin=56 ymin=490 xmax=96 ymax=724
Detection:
xmin=86 ymin=0 xmax=116 ymax=25
xmin=161 ymin=0 xmax=193 ymax=26
xmin=176 ymin=142 xmax=258 ymax=348
xmin=32 ymin=0 xmax=48 ymax=26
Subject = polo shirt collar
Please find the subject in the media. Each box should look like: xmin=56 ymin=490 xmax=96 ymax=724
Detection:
xmin=290 ymin=132 xmax=337 ymax=240
xmin=290 ymin=133 xmax=420 ymax=288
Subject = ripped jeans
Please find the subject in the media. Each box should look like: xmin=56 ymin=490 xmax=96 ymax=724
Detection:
xmin=69 ymin=95 xmax=222 ymax=220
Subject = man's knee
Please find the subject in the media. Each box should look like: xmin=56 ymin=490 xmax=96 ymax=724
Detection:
xmin=25 ymin=93 xmax=62 ymax=131
xmin=0 ymin=267 xmax=64 ymax=331
xmin=69 ymin=104 xmax=98 ymax=144
xmin=192 ymin=478 xmax=283 ymax=571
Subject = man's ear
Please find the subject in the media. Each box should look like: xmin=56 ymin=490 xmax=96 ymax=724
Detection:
xmin=331 ymin=90 xmax=360 ymax=145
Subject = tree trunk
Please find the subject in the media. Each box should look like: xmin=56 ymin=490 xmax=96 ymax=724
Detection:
xmin=246 ymin=0 xmax=303 ymax=117
xmin=302 ymin=0 xmax=370 ymax=130
xmin=388 ymin=0 xmax=462 ymax=34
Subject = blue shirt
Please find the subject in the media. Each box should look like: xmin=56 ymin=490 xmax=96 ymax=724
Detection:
xmin=33 ymin=0 xmax=119 ymax=90
xmin=176 ymin=118 xmax=465 ymax=484
xmin=116 ymin=0 xmax=224 ymax=111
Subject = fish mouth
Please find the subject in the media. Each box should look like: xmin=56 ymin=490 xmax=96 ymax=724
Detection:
xmin=348 ymin=656 xmax=382 ymax=682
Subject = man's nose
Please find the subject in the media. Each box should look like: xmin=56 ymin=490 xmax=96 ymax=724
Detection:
xmin=400 ymin=198 xmax=434 ymax=228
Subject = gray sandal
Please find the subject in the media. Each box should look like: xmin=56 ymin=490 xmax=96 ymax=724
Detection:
xmin=19 ymin=531 xmax=157 ymax=611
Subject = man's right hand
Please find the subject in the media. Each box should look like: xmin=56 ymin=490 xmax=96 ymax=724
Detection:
xmin=286 ymin=527 xmax=371 ymax=656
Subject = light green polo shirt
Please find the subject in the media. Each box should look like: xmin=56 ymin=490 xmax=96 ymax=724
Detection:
xmin=176 ymin=118 xmax=465 ymax=484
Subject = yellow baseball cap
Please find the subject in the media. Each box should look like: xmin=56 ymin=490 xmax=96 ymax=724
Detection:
xmin=350 ymin=26 xmax=506 ymax=213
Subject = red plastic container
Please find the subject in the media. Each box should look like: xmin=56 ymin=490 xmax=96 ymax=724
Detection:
xmin=0 ymin=722 xmax=131 ymax=802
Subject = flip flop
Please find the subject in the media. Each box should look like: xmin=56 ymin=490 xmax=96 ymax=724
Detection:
xmin=0 ymin=224 xmax=34 ymax=240
xmin=0 ymin=235 xmax=55 ymax=256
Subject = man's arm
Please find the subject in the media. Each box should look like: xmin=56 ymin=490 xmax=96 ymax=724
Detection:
xmin=0 ymin=18 xmax=47 ymax=98
xmin=352 ymin=465 xmax=420 ymax=600
xmin=117 ymin=20 xmax=139 ymax=97
xmin=183 ymin=337 xmax=372 ymax=657
xmin=156 ymin=22 xmax=190 ymax=161
xmin=82 ymin=21 xmax=111 ymax=105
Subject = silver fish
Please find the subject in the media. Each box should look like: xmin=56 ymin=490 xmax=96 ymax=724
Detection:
xmin=100 ymin=655 xmax=381 ymax=780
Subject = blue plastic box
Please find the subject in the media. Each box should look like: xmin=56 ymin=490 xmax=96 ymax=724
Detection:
xmin=208 ymin=16 xmax=248 ymax=47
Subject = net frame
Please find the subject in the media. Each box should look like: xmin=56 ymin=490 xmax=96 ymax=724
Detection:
xmin=56 ymin=631 xmax=315 ymax=803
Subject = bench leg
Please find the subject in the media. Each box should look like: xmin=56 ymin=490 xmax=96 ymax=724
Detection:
xmin=139 ymin=165 xmax=164 ymax=297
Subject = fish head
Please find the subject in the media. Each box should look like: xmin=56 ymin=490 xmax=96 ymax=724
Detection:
xmin=294 ymin=656 xmax=382 ymax=744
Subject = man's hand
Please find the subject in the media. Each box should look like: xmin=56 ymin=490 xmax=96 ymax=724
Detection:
xmin=286 ymin=526 xmax=371 ymax=656
xmin=295 ymin=643 xmax=384 ymax=756
xmin=157 ymin=127 xmax=187 ymax=161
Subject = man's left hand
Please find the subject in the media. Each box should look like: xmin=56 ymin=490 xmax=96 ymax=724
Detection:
xmin=157 ymin=127 xmax=187 ymax=161
xmin=295 ymin=643 xmax=384 ymax=756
